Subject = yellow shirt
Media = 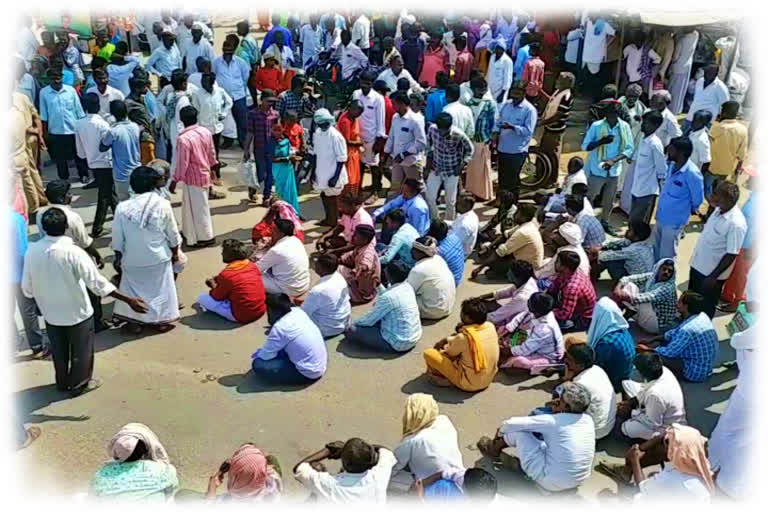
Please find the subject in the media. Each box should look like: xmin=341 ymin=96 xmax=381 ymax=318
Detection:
xmin=709 ymin=119 xmax=748 ymax=176
xmin=496 ymin=220 xmax=545 ymax=268
xmin=442 ymin=322 xmax=499 ymax=392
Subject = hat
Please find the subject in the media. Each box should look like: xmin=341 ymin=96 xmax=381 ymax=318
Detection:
xmin=260 ymin=89 xmax=277 ymax=102
xmin=373 ymin=79 xmax=391 ymax=92
xmin=111 ymin=435 xmax=139 ymax=461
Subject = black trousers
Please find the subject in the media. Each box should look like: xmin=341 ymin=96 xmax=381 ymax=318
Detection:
xmin=212 ymin=133 xmax=221 ymax=179
xmin=46 ymin=315 xmax=95 ymax=392
xmin=48 ymin=134 xmax=89 ymax=180
xmin=88 ymin=290 xmax=104 ymax=325
xmin=91 ymin=167 xmax=117 ymax=235
xmin=688 ymin=267 xmax=725 ymax=319
xmin=497 ymin=152 xmax=527 ymax=201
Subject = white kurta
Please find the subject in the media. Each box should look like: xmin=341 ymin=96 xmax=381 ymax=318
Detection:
xmin=392 ymin=415 xmax=464 ymax=485
xmin=312 ymin=126 xmax=348 ymax=196
xmin=486 ymin=53 xmax=514 ymax=102
xmin=621 ymin=367 xmax=687 ymax=439
xmin=406 ymin=256 xmax=456 ymax=319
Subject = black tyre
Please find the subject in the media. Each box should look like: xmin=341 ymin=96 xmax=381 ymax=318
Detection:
xmin=520 ymin=147 xmax=554 ymax=190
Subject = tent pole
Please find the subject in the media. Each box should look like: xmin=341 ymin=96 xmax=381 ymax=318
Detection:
xmin=615 ymin=19 xmax=624 ymax=93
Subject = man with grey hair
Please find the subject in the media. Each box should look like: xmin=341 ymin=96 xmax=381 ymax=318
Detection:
xmin=476 ymin=381 xmax=596 ymax=492
xmin=650 ymin=90 xmax=682 ymax=147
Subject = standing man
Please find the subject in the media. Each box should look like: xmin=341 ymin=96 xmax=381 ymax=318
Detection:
xmin=667 ymin=28 xmax=699 ymax=114
xmin=213 ymin=39 xmax=250 ymax=150
xmin=39 ymin=67 xmax=88 ymax=181
xmin=181 ymin=22 xmax=216 ymax=76
xmin=352 ymin=70 xmax=387 ymax=200
xmin=464 ymin=77 xmax=497 ymax=202
xmin=99 ymin=100 xmax=141 ymax=202
xmin=486 ymin=37 xmax=514 ymax=104
xmin=75 ymin=94 xmax=114 ymax=238
xmin=443 ymin=83 xmax=475 ymax=139
xmin=682 ymin=64 xmax=730 ymax=135
xmin=125 ymin=77 xmax=156 ymax=165
xmin=146 ymin=30 xmax=182 ymax=88
xmin=650 ymin=91 xmax=682 ymax=148
xmin=10 ymin=88 xmax=47 ymax=214
xmin=261 ymin=13 xmax=294 ymax=54
xmin=708 ymin=101 xmax=748 ymax=184
xmin=689 ymin=181 xmax=746 ymax=319
xmin=22 ymin=208 xmax=147 ymax=396
xmin=339 ymin=29 xmax=369 ymax=84
xmin=628 ymin=111 xmax=666 ymax=225
xmin=425 ymin=113 xmax=474 ymax=221
xmin=351 ymin=11 xmax=372 ymax=56
xmin=235 ymin=20 xmax=262 ymax=73
xmin=492 ymin=82 xmax=537 ymax=202
xmin=654 ymin=136 xmax=704 ymax=260
xmin=384 ymin=92 xmax=427 ymax=195
xmin=581 ymin=100 xmax=634 ymax=234
xmin=191 ymin=72 xmax=233 ymax=178
xmin=244 ymin=90 xmax=280 ymax=205
xmin=172 ymin=106 xmax=218 ymax=248
xmin=299 ymin=14 xmax=323 ymax=70
xmin=85 ymin=68 xmax=125 ymax=123
xmin=11 ymin=207 xmax=45 ymax=357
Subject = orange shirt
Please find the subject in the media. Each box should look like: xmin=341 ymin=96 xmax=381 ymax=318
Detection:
xmin=523 ymin=57 xmax=545 ymax=97
xmin=254 ymin=66 xmax=283 ymax=92
xmin=284 ymin=121 xmax=304 ymax=150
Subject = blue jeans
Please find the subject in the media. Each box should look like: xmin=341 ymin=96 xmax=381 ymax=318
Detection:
xmin=231 ymin=98 xmax=248 ymax=148
xmin=702 ymin=170 xmax=720 ymax=199
xmin=251 ymin=350 xmax=318 ymax=385
xmin=345 ymin=323 xmax=399 ymax=352
xmin=654 ymin=223 xmax=685 ymax=260
xmin=254 ymin=148 xmax=273 ymax=199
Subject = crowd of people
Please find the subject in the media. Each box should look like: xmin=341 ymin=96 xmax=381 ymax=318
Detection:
xmin=11 ymin=8 xmax=755 ymax=504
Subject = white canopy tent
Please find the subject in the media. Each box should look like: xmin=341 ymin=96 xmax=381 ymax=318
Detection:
xmin=625 ymin=9 xmax=742 ymax=27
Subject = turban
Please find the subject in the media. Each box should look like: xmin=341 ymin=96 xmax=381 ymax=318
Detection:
xmin=313 ymin=108 xmax=335 ymax=125
xmin=492 ymin=35 xmax=506 ymax=51
xmin=412 ymin=237 xmax=438 ymax=257
xmin=558 ymin=222 xmax=583 ymax=246
xmin=108 ymin=423 xmax=170 ymax=464
xmin=402 ymin=393 xmax=439 ymax=438
xmin=227 ymin=444 xmax=269 ymax=497
xmin=666 ymin=424 xmax=716 ymax=493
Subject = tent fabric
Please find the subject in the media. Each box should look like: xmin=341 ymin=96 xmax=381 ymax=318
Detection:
xmin=626 ymin=9 xmax=742 ymax=26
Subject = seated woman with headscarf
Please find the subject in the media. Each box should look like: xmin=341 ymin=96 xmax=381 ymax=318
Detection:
xmin=498 ymin=292 xmax=565 ymax=374
xmin=203 ymin=443 xmax=282 ymax=502
xmin=587 ymin=297 xmax=636 ymax=391
xmin=614 ymin=258 xmax=677 ymax=334
xmin=338 ymin=224 xmax=381 ymax=305
xmin=423 ymin=298 xmax=499 ymax=392
xmin=90 ymin=423 xmax=179 ymax=501
xmin=389 ymin=393 xmax=465 ymax=494
xmin=251 ymin=198 xmax=305 ymax=262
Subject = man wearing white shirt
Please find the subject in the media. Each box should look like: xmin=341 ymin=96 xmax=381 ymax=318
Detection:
xmin=689 ymin=181 xmax=747 ymax=318
xmin=294 ymin=439 xmax=396 ymax=503
xmin=450 ymin=194 xmax=479 ymax=256
xmin=486 ymin=38 xmax=514 ymax=104
xmin=683 ymin=64 xmax=730 ymax=134
xmin=629 ymin=111 xmax=666 ymax=225
xmin=476 ymin=381 xmax=596 ymax=492
xmin=86 ymin=69 xmax=124 ymax=123
xmin=339 ymin=30 xmax=369 ymax=83
xmin=350 ymin=12 xmax=371 ymax=54
xmin=688 ymin=110 xmax=713 ymax=171
xmin=563 ymin=343 xmax=617 ymax=439
xmin=650 ymin=91 xmax=682 ymax=147
xmin=301 ymin=253 xmax=351 ymax=338
xmin=17 ymin=16 xmax=39 ymax=65
xmin=376 ymin=56 xmax=422 ymax=95
xmin=564 ymin=27 xmax=583 ymax=72
xmin=299 ymin=15 xmax=323 ymax=69
xmin=384 ymin=92 xmax=427 ymax=193
xmin=191 ymin=72 xmax=233 ymax=168
xmin=623 ymin=35 xmax=661 ymax=93
xmin=407 ymin=237 xmax=456 ymax=320
xmin=181 ymin=23 xmax=216 ymax=76
xmin=22 ymin=208 xmax=147 ymax=396
xmin=176 ymin=14 xmax=213 ymax=53
xmin=442 ymin=84 xmax=475 ymax=139
xmin=668 ymin=29 xmax=699 ymax=114
xmin=352 ymin=71 xmax=387 ymax=196
xmin=581 ymin=15 xmax=615 ymax=101
xmin=256 ymin=219 xmax=311 ymax=298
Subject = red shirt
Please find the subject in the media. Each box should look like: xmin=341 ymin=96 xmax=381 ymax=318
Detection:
xmin=522 ymin=57 xmax=545 ymax=97
xmin=547 ymin=270 xmax=596 ymax=324
xmin=284 ymin=121 xmax=304 ymax=150
xmin=453 ymin=49 xmax=474 ymax=83
xmin=210 ymin=260 xmax=267 ymax=323
xmin=383 ymin=96 xmax=395 ymax=134
xmin=254 ymin=67 xmax=283 ymax=92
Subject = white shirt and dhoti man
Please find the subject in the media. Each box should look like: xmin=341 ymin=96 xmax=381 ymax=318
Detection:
xmin=486 ymin=53 xmax=514 ymax=102
xmin=621 ymin=367 xmax=687 ymax=440
xmin=111 ymin=191 xmax=182 ymax=325
xmin=312 ymin=126 xmax=349 ymax=196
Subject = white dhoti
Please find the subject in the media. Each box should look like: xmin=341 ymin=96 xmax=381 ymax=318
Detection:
xmin=222 ymin=110 xmax=237 ymax=139
xmin=619 ymin=379 xmax=660 ymax=440
xmin=618 ymin=159 xmax=636 ymax=214
xmin=181 ymin=184 xmax=214 ymax=245
xmin=362 ymin=140 xmax=379 ymax=166
xmin=502 ymin=431 xmax=551 ymax=490
xmin=113 ymin=261 xmax=180 ymax=325
xmin=668 ymin=70 xmax=691 ymax=115
xmin=465 ymin=142 xmax=494 ymax=201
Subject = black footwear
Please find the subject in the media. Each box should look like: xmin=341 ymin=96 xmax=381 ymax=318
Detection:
xmin=70 ymin=378 xmax=103 ymax=397
xmin=82 ymin=180 xmax=98 ymax=189
xmin=31 ymin=347 xmax=51 ymax=359
xmin=220 ymin=138 xmax=234 ymax=150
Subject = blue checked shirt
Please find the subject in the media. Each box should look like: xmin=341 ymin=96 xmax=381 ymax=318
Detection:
xmin=620 ymin=272 xmax=678 ymax=329
xmin=353 ymin=282 xmax=423 ymax=351
xmin=438 ymin=233 xmax=465 ymax=285
xmin=592 ymin=329 xmax=636 ymax=388
xmin=599 ymin=239 xmax=655 ymax=276
xmin=427 ymin=125 xmax=474 ymax=177
xmin=574 ymin=212 xmax=605 ymax=249
xmin=657 ymin=312 xmax=718 ymax=382
xmin=276 ymin=90 xmax=308 ymax=118
xmin=380 ymin=222 xmax=419 ymax=267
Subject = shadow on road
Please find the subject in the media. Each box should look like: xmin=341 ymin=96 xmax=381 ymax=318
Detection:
xmin=218 ymin=370 xmax=317 ymax=393
xmin=15 ymin=384 xmax=91 ymax=425
xmin=400 ymin=374 xmax=475 ymax=404
xmin=335 ymin=338 xmax=410 ymax=361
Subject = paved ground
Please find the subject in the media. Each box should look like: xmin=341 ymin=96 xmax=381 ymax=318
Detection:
xmin=12 ymin=16 xmax=745 ymax=502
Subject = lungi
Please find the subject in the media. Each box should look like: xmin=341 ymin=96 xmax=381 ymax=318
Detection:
xmin=113 ymin=260 xmax=180 ymax=325
xmin=465 ymin=142 xmax=494 ymax=200
xmin=181 ymin=184 xmax=214 ymax=245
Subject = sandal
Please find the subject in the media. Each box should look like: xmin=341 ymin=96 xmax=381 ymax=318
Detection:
xmin=20 ymin=426 xmax=41 ymax=449
xmin=121 ymin=323 xmax=143 ymax=335
xmin=595 ymin=462 xmax=632 ymax=485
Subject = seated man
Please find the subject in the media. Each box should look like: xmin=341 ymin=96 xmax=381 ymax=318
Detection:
xmin=472 ymin=204 xmax=544 ymax=280
xmin=423 ymin=298 xmax=500 ymax=392
xmin=547 ymin=251 xmax=597 ymax=332
xmin=198 ymin=239 xmax=266 ymax=324
xmin=373 ymin=178 xmax=431 ymax=242
xmin=541 ymin=182 xmax=595 ymax=223
xmin=256 ymin=219 xmax=311 ymax=300
xmin=473 ymin=260 xmax=539 ymax=328
xmin=378 ymin=209 xmax=419 ymax=269
xmin=251 ymin=293 xmax=327 ymax=385
xmin=301 ymin=253 xmax=351 ymax=338
xmin=346 ymin=261 xmax=422 ymax=353
xmin=407 ymin=237 xmax=457 ymax=320
xmin=563 ymin=193 xmax=604 ymax=258
xmin=450 ymin=194 xmax=479 ymax=256
xmin=476 ymin=381 xmax=596 ymax=492
xmin=338 ymin=224 xmax=381 ymax=305
xmin=537 ymin=222 xmax=590 ymax=280
xmin=317 ymin=193 xmax=373 ymax=254
xmin=418 ymin=467 xmax=503 ymax=504
xmin=428 ymin=219 xmax=465 ymax=286
xmin=617 ymin=352 xmax=687 ymax=441
xmin=498 ymin=292 xmax=564 ymax=374
xmin=293 ymin=438 xmax=397 ymax=503
xmin=598 ymin=221 xmax=655 ymax=281
xmin=637 ymin=291 xmax=718 ymax=382
xmin=535 ymin=156 xmax=587 ymax=214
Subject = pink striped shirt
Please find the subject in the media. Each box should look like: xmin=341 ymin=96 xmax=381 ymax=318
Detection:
xmin=174 ymin=125 xmax=216 ymax=188
xmin=522 ymin=57 xmax=545 ymax=97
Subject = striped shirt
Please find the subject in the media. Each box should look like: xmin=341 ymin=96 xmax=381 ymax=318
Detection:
xmin=353 ymin=282 xmax=423 ymax=351
xmin=437 ymin=234 xmax=465 ymax=285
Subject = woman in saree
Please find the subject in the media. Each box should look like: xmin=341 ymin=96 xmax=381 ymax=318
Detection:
xmin=251 ymin=198 xmax=305 ymax=261
xmin=90 ymin=423 xmax=178 ymax=501
xmin=615 ymin=258 xmax=677 ymax=334
xmin=586 ymin=297 xmax=636 ymax=391
xmin=269 ymin=122 xmax=300 ymax=215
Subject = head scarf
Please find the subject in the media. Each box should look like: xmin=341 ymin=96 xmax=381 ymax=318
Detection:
xmin=558 ymin=222 xmax=583 ymax=246
xmin=647 ymin=258 xmax=676 ymax=292
xmin=412 ymin=237 xmax=438 ymax=258
xmin=313 ymin=108 xmax=335 ymax=125
xmin=587 ymin=297 xmax=629 ymax=346
xmin=492 ymin=34 xmax=507 ymax=52
xmin=402 ymin=393 xmax=439 ymax=438
xmin=191 ymin=21 xmax=206 ymax=32
xmin=226 ymin=444 xmax=282 ymax=499
xmin=665 ymin=424 xmax=716 ymax=493
xmin=108 ymin=423 xmax=170 ymax=464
